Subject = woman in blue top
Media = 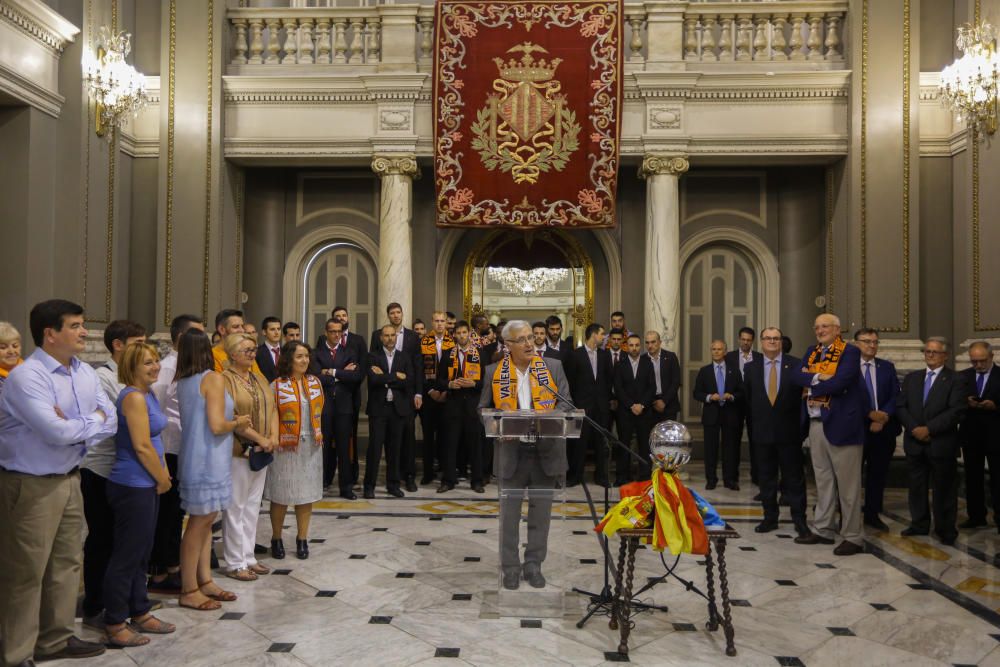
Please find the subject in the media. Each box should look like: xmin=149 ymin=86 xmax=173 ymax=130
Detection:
xmin=175 ymin=329 xmax=250 ymax=611
xmin=103 ymin=342 xmax=176 ymax=647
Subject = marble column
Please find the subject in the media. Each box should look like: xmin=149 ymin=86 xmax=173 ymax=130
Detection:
xmin=372 ymin=155 xmax=419 ymax=321
xmin=640 ymin=154 xmax=689 ymax=349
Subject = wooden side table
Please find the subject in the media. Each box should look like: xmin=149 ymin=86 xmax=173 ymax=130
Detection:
xmin=610 ymin=526 xmax=740 ymax=657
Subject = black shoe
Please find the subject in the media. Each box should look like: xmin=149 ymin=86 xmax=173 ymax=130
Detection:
xmin=901 ymin=527 xmax=929 ymax=537
xmin=705 ymin=480 xmax=717 ymax=490
xmin=502 ymin=568 xmax=520 ymax=590
xmin=147 ymin=571 xmax=182 ymax=594
xmin=472 ymin=483 xmax=485 ymax=494
xmin=754 ymin=520 xmax=779 ymax=534
xmin=404 ymin=478 xmax=418 ymax=493
xmin=724 ymin=482 xmax=740 ymax=491
xmin=794 ymin=532 xmax=823 ymax=545
xmin=864 ymin=515 xmax=889 ymax=531
xmin=566 ymin=478 xmax=581 ymax=488
xmin=436 ymin=482 xmax=455 ymax=494
xmin=271 ymin=538 xmax=285 ymax=560
xmin=614 ymin=479 xmax=630 ymax=487
xmin=752 ymin=492 xmax=763 ymax=502
xmin=594 ymin=478 xmax=611 ymax=488
xmin=387 ymin=486 xmax=405 ymax=498
xmin=35 ymin=636 xmax=106 ymax=662
xmin=254 ymin=543 xmax=268 ymax=555
xmin=340 ymin=491 xmax=358 ymax=500
xmin=296 ymin=538 xmax=309 ymax=560
xmin=16 ymin=659 xmax=37 ymax=667
xmin=420 ymin=475 xmax=436 ymax=485
xmin=833 ymin=541 xmax=863 ymax=556
xmin=363 ymin=487 xmax=375 ymax=499
xmin=939 ymin=535 xmax=957 ymax=546
xmin=809 ymin=534 xmax=836 ymax=545
xmin=522 ymin=562 xmax=546 ymax=588
xmin=959 ymin=518 xmax=987 ymax=529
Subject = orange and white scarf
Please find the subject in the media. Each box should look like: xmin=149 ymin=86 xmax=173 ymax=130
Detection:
xmin=449 ymin=345 xmax=481 ymax=382
xmin=803 ymin=336 xmax=848 ymax=408
xmin=491 ymin=354 xmax=556 ymax=411
xmin=275 ymin=375 xmax=324 ymax=450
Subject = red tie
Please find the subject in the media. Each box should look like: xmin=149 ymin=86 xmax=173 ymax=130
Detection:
xmin=272 ymin=347 xmax=280 ymax=364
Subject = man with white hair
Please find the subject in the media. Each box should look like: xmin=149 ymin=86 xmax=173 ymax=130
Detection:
xmin=479 ymin=320 xmax=572 ymax=590
xmin=792 ymin=313 xmax=868 ymax=556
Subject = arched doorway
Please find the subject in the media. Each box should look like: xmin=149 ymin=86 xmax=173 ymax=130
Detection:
xmin=462 ymin=229 xmax=595 ymax=344
xmin=680 ymin=244 xmax=759 ymax=422
xmin=301 ymin=242 xmax=377 ymax=344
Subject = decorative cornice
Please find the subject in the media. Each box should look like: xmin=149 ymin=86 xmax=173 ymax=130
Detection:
xmin=0 ymin=0 xmax=79 ymax=54
xmin=225 ymin=88 xmax=430 ymax=105
xmin=118 ymin=131 xmax=159 ymax=158
xmin=640 ymin=155 xmax=689 ymax=177
xmin=0 ymin=59 xmax=64 ymax=117
xmin=371 ymin=154 xmax=419 ymax=178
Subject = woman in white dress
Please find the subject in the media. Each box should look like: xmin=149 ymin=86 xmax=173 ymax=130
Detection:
xmin=265 ymin=341 xmax=325 ymax=560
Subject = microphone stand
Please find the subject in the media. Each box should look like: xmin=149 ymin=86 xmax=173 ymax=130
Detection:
xmin=532 ymin=371 xmax=669 ymax=628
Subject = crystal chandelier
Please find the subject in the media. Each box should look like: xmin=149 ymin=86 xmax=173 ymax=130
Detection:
xmin=939 ymin=22 xmax=1000 ymax=136
xmin=487 ymin=267 xmax=569 ymax=295
xmin=84 ymin=27 xmax=148 ymax=138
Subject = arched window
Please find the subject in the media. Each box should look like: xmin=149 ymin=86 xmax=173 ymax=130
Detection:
xmin=302 ymin=242 xmax=376 ymax=343
xmin=681 ymin=245 xmax=758 ymax=422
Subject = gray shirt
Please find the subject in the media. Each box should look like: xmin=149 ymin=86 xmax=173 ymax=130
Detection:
xmin=82 ymin=359 xmax=123 ymax=478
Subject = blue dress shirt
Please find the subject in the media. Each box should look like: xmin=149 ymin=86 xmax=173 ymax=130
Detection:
xmin=0 ymin=348 xmax=117 ymax=475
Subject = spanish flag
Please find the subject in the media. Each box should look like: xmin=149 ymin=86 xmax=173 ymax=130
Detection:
xmin=651 ymin=469 xmax=708 ymax=555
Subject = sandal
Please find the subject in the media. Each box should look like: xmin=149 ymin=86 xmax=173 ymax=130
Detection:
xmin=130 ymin=613 xmax=176 ymax=634
xmin=179 ymin=587 xmax=222 ymax=611
xmin=225 ymin=567 xmax=258 ymax=582
xmin=249 ymin=563 xmax=270 ymax=575
xmin=199 ymin=579 xmax=238 ymax=602
xmin=105 ymin=623 xmax=150 ymax=648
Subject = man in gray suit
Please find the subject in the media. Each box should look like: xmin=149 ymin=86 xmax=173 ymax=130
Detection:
xmin=479 ymin=320 xmax=572 ymax=590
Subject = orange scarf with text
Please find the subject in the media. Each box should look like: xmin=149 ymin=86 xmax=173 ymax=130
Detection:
xmin=803 ymin=336 xmax=847 ymax=408
xmin=449 ymin=345 xmax=481 ymax=381
xmin=491 ymin=354 xmax=556 ymax=411
xmin=421 ymin=334 xmax=455 ymax=380
xmin=275 ymin=375 xmax=324 ymax=450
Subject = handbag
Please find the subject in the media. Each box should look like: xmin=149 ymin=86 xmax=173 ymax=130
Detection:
xmin=241 ymin=438 xmax=273 ymax=471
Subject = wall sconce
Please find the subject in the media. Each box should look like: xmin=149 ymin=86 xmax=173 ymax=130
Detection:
xmin=84 ymin=27 xmax=147 ymax=138
xmin=939 ymin=22 xmax=1000 ymax=137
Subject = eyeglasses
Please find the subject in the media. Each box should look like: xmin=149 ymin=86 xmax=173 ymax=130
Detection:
xmin=239 ymin=347 xmax=256 ymax=356
xmin=922 ymin=349 xmax=946 ymax=355
xmin=760 ymin=336 xmax=781 ymax=342
xmin=507 ymin=336 xmax=533 ymax=345
xmin=856 ymin=339 xmax=879 ymax=345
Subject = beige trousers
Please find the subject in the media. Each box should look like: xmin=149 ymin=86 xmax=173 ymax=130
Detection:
xmin=0 ymin=468 xmax=83 ymax=665
xmin=807 ymin=420 xmax=864 ymax=545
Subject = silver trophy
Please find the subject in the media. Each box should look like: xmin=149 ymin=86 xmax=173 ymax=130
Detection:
xmin=648 ymin=420 xmax=692 ymax=472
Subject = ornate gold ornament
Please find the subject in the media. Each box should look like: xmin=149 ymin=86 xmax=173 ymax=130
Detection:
xmin=470 ymin=42 xmax=581 ymax=185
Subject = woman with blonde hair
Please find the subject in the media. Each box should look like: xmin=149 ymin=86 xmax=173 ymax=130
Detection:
xmin=221 ymin=333 xmax=277 ymax=581
xmin=103 ymin=342 xmax=176 ymax=647
xmin=0 ymin=321 xmax=22 ymax=396
xmin=266 ymin=341 xmax=324 ymax=560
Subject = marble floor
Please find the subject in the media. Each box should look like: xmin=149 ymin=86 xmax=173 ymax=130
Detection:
xmin=51 ymin=465 xmax=1000 ymax=667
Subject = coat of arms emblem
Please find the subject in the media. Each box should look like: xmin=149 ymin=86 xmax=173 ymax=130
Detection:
xmin=470 ymin=42 xmax=581 ymax=185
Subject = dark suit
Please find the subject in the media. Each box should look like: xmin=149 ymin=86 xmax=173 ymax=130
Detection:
xmin=419 ymin=335 xmax=454 ymax=483
xmin=478 ymin=357 xmax=571 ymax=570
xmin=896 ymin=365 xmax=966 ymax=541
xmin=613 ymin=355 xmax=654 ymax=482
xmin=860 ymin=357 xmax=902 ymax=520
xmin=255 ymin=343 xmax=281 ymax=384
xmin=371 ymin=327 xmax=422 ymax=483
xmin=960 ymin=364 xmax=1000 ymax=524
xmin=693 ymin=362 xmax=744 ymax=486
xmin=545 ymin=337 xmax=573 ymax=365
xmin=342 ymin=330 xmax=368 ymax=482
xmin=436 ymin=347 xmax=484 ymax=486
xmin=311 ymin=341 xmax=364 ymax=494
xmin=743 ymin=355 xmax=806 ymax=525
xmin=644 ymin=350 xmax=681 ymax=421
xmin=364 ymin=347 xmax=416 ymax=493
xmin=566 ymin=345 xmax=614 ymax=485
xmin=725 ymin=349 xmax=764 ymax=483
xmin=791 ymin=341 xmax=868 ymax=545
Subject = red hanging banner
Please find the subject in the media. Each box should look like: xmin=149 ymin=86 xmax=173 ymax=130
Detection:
xmin=433 ymin=0 xmax=623 ymax=229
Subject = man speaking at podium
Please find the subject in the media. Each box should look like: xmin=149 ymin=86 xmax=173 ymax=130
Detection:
xmin=479 ymin=320 xmax=572 ymax=590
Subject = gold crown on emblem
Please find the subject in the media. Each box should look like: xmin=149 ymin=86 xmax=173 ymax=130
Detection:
xmin=493 ymin=42 xmax=562 ymax=83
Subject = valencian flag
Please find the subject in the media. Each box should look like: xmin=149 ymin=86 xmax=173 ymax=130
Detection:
xmin=433 ymin=0 xmax=623 ymax=228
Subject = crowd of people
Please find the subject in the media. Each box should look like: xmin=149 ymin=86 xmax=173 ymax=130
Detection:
xmin=0 ymin=298 xmax=996 ymax=664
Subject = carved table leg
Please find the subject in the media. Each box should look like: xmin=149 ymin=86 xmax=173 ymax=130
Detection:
xmin=715 ymin=538 xmax=737 ymax=656
xmin=610 ymin=536 xmax=628 ymax=631
xmin=618 ymin=537 xmax=639 ymax=656
xmin=704 ymin=539 xmax=720 ymax=631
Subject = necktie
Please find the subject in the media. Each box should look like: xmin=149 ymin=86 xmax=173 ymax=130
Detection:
xmin=923 ymin=370 xmax=935 ymax=404
xmin=458 ymin=350 xmax=465 ymax=378
xmin=715 ymin=364 xmax=726 ymax=397
xmin=864 ymin=362 xmax=876 ymax=410
xmin=613 ymin=351 xmax=618 ymax=365
xmin=272 ymin=346 xmax=279 ymax=365
xmin=977 ymin=371 xmax=986 ymax=397
xmin=767 ymin=360 xmax=778 ymax=406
